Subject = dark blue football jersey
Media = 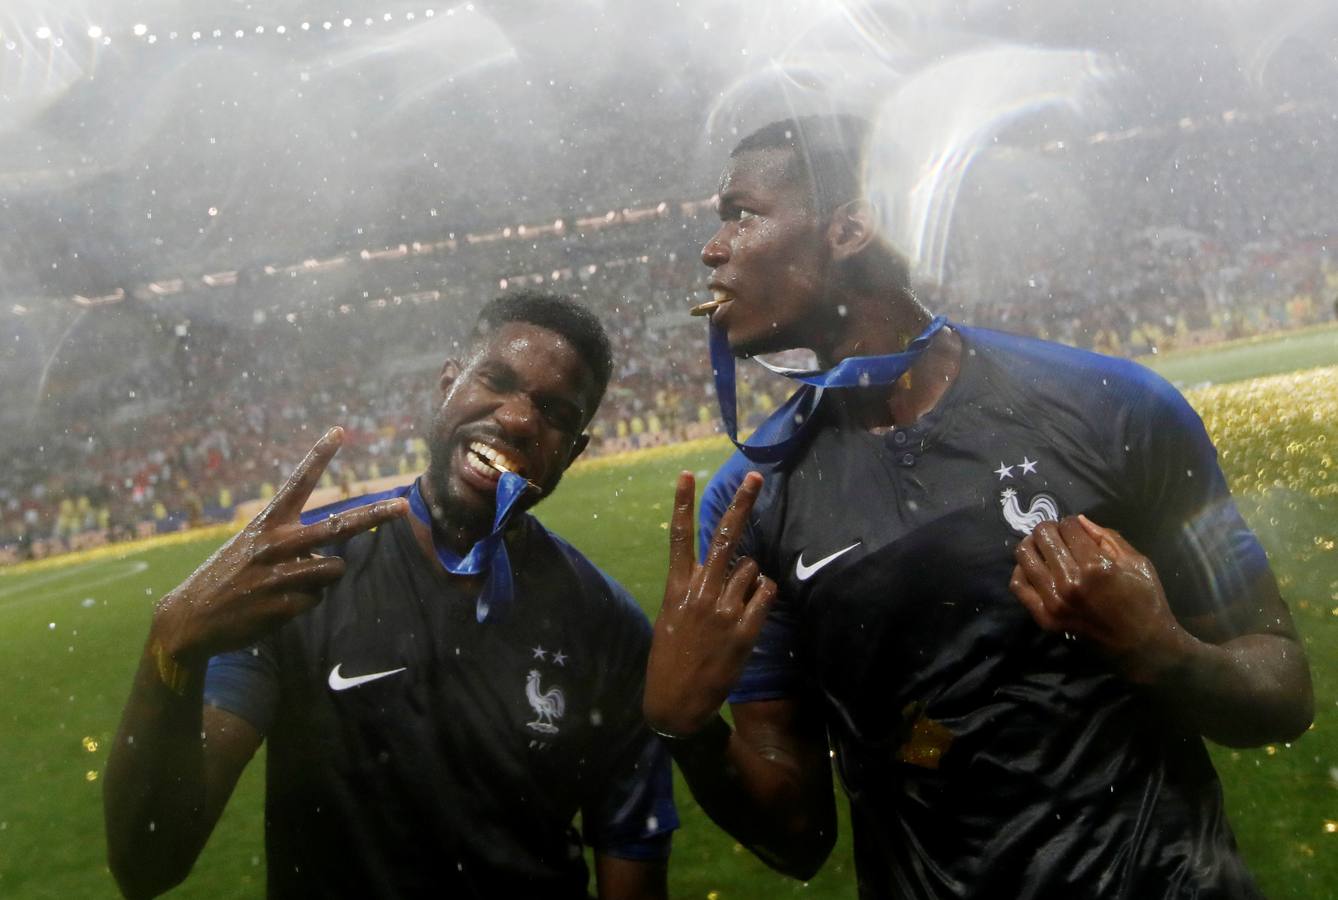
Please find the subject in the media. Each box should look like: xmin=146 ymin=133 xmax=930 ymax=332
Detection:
xmin=701 ymin=326 xmax=1268 ymax=899
xmin=207 ymin=486 xmax=676 ymax=899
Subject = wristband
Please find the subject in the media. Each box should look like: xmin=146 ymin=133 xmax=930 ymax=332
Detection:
xmin=651 ymin=714 xmax=731 ymax=762
xmin=151 ymin=638 xmax=191 ymax=697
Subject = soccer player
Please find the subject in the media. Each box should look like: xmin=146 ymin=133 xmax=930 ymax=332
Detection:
xmin=644 ymin=116 xmax=1314 ymax=897
xmin=106 ymin=292 xmax=677 ymax=899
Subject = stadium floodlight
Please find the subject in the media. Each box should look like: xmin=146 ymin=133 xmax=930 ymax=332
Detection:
xmin=87 ymin=26 xmax=103 ymax=39
xmin=133 ymin=24 xmax=147 ymax=36
xmin=147 ymin=279 xmax=184 ymax=296
xmin=73 ymin=289 xmax=126 ymax=308
xmin=35 ymin=26 xmax=52 ymax=39
xmin=202 ymin=271 xmax=238 ymax=287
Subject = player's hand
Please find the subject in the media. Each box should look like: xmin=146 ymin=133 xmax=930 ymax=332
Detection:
xmin=644 ymin=471 xmax=777 ymax=737
xmin=1010 ymin=514 xmax=1192 ymax=683
xmin=150 ymin=426 xmax=408 ymax=666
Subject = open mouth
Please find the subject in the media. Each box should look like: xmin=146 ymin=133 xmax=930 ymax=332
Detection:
xmin=690 ymin=287 xmax=735 ymax=318
xmin=464 ymin=440 xmax=526 ymax=482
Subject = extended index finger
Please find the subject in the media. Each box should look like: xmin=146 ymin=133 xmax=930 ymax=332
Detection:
xmin=701 ymin=471 xmax=763 ymax=585
xmin=270 ymin=497 xmax=410 ymax=558
xmin=260 ymin=426 xmax=344 ymax=524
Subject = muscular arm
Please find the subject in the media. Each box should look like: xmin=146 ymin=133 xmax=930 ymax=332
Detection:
xmin=1012 ymin=515 xmax=1313 ymax=748
xmin=103 ymin=428 xmax=406 ymax=897
xmin=103 ymin=647 xmax=260 ymax=899
xmin=1134 ymin=569 xmax=1311 ymax=748
xmin=669 ymin=699 xmax=836 ymax=880
xmin=646 ymin=471 xmax=836 ymax=880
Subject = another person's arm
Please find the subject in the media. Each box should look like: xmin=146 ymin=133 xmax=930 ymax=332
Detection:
xmin=104 ymin=428 xmax=407 ymax=897
xmin=644 ymin=471 xmax=836 ymax=880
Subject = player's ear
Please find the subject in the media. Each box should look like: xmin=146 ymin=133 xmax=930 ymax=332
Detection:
xmin=438 ymin=359 xmax=461 ymax=394
xmin=827 ymin=199 xmax=879 ymax=263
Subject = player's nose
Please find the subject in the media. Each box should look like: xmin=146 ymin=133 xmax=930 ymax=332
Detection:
xmin=701 ymin=226 xmax=730 ymax=268
xmin=492 ymin=393 xmax=540 ymax=441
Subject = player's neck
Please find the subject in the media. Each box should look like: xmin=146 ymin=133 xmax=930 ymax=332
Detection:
xmin=814 ymin=289 xmax=933 ymax=369
xmin=410 ymin=476 xmax=494 ymax=562
xmin=820 ymin=294 xmax=961 ymax=431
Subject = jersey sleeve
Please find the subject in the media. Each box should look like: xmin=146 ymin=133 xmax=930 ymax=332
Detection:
xmin=203 ymin=640 xmax=280 ymax=734
xmin=1123 ymin=373 xmax=1274 ymax=626
xmin=569 ymin=565 xmax=678 ymax=860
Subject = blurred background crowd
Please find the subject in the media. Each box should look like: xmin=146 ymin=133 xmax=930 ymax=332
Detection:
xmin=3 ymin=1 xmax=1335 ymax=562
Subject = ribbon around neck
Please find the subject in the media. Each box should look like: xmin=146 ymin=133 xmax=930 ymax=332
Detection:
xmin=408 ymin=471 xmax=529 ymax=623
xmin=709 ymin=315 xmax=948 ymax=464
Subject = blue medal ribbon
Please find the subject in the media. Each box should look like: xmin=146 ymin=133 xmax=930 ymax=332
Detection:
xmin=709 ymin=315 xmax=948 ymax=463
xmin=408 ymin=471 xmax=529 ymax=623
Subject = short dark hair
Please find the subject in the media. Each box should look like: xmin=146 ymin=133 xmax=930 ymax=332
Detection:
xmin=731 ymin=115 xmax=872 ymax=214
xmin=471 ymin=289 xmax=614 ymax=406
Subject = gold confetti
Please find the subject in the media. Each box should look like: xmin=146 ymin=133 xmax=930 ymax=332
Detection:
xmin=708 ymin=892 xmax=721 ymax=900
xmin=1324 ymin=820 xmax=1338 ymax=834
xmin=82 ymin=736 xmax=99 ymax=753
xmin=1264 ymin=745 xmax=1277 ymax=756
xmin=1189 ymin=367 xmax=1338 ymax=499
xmin=85 ymin=770 xmax=98 ymax=782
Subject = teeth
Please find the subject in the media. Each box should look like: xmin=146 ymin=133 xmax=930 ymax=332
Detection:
xmin=468 ymin=441 xmax=521 ymax=476
xmin=712 ymin=288 xmax=731 ymax=304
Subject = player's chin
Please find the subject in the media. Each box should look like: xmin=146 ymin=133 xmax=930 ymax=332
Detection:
xmin=726 ymin=324 xmax=790 ymax=360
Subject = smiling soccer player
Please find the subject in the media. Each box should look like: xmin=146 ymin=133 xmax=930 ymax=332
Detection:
xmin=105 ymin=291 xmax=678 ymax=900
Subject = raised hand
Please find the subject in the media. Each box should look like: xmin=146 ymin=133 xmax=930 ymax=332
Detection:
xmin=644 ymin=471 xmax=777 ymax=737
xmin=1010 ymin=514 xmax=1189 ymax=683
xmin=151 ymin=426 xmax=409 ymax=667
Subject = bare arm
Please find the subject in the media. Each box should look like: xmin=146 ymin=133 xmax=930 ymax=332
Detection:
xmin=1011 ymin=515 xmax=1313 ymax=748
xmin=104 ymin=672 xmax=260 ymax=899
xmin=644 ymin=472 xmax=836 ymax=880
xmin=594 ymin=854 xmax=668 ymax=900
xmin=103 ymin=428 xmax=408 ymax=897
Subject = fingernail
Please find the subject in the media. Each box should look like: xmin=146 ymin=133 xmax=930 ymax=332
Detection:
xmin=325 ymin=425 xmax=344 ymax=442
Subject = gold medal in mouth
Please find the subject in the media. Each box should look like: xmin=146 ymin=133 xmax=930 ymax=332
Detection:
xmin=690 ymin=288 xmax=733 ymax=317
xmin=465 ymin=442 xmax=544 ymax=495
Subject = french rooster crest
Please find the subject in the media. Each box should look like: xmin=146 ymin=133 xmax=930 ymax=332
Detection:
xmin=525 ymin=669 xmax=565 ymax=734
xmin=1000 ymin=487 xmax=1059 ymax=535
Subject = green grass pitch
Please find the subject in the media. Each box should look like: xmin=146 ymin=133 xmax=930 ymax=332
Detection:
xmin=1 ymin=330 xmax=1334 ymax=898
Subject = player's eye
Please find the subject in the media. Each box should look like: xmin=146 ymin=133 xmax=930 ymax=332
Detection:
xmin=476 ymin=368 xmax=512 ymax=393
xmin=539 ymin=400 xmax=581 ymax=434
xmin=737 ymin=208 xmax=757 ymax=221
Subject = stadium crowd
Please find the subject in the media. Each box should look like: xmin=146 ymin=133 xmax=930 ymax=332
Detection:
xmin=3 ymin=131 xmax=1336 ymax=563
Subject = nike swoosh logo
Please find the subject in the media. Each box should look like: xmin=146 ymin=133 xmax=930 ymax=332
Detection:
xmin=328 ymin=663 xmax=407 ymax=692
xmin=794 ymin=542 xmax=861 ymax=581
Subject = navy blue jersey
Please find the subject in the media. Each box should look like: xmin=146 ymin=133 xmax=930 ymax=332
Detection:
xmin=207 ymin=486 xmax=676 ymax=899
xmin=701 ymin=326 xmax=1267 ymax=899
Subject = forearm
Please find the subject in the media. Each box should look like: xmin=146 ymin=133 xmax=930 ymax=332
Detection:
xmin=1140 ymin=630 xmax=1313 ymax=748
xmin=104 ymin=638 xmax=213 ymax=899
xmin=594 ymin=855 xmax=668 ymax=900
xmin=667 ymin=715 xmax=835 ymax=880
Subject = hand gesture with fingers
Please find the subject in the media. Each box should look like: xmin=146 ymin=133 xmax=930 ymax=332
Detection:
xmin=1010 ymin=514 xmax=1189 ymax=683
xmin=644 ymin=471 xmax=777 ymax=737
xmin=151 ymin=426 xmax=409 ymax=668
